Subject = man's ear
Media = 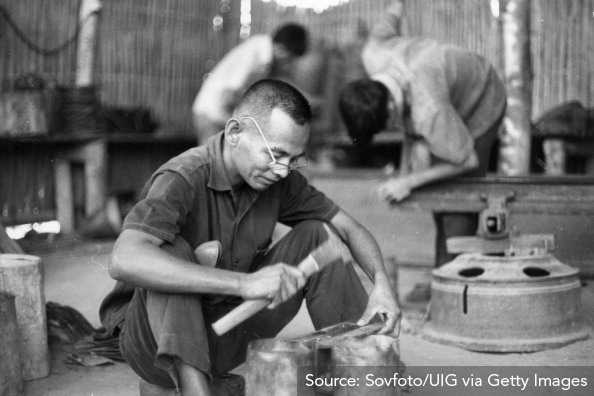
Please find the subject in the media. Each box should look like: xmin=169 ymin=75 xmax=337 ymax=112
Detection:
xmin=224 ymin=118 xmax=241 ymax=146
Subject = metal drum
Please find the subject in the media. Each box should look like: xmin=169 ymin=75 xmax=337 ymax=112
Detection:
xmin=245 ymin=339 xmax=315 ymax=396
xmin=423 ymin=252 xmax=589 ymax=352
xmin=0 ymin=254 xmax=50 ymax=380
xmin=0 ymin=291 xmax=24 ymax=396
xmin=331 ymin=335 xmax=402 ymax=396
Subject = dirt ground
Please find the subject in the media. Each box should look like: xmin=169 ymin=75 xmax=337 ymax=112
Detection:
xmin=15 ymin=173 xmax=594 ymax=395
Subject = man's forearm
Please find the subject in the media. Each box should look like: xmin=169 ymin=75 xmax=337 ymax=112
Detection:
xmin=110 ymin=236 xmax=244 ymax=296
xmin=407 ymin=152 xmax=478 ymax=190
xmin=330 ymin=211 xmax=401 ymax=333
xmin=329 ymin=210 xmax=390 ymax=283
xmin=344 ymin=224 xmax=391 ymax=284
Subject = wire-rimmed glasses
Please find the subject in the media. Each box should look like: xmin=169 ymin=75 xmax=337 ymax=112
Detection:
xmin=239 ymin=116 xmax=309 ymax=172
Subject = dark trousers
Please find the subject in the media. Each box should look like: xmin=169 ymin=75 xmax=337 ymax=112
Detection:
xmin=119 ymin=220 xmax=369 ymax=388
xmin=433 ymin=122 xmax=501 ymax=266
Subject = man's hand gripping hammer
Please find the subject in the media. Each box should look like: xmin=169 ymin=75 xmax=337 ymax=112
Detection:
xmin=211 ymin=223 xmax=344 ymax=336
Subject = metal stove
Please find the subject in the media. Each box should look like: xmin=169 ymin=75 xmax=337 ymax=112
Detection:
xmin=422 ymin=193 xmax=589 ymax=352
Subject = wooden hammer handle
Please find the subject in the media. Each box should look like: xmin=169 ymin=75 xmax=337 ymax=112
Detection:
xmin=211 ymin=254 xmax=319 ymax=336
xmin=211 ymin=299 xmax=270 ymax=336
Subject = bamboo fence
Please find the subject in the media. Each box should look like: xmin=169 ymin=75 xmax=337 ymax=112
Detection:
xmin=531 ymin=0 xmax=593 ymax=118
xmin=251 ymin=0 xmax=592 ymax=117
xmin=0 ymin=0 xmax=240 ymax=133
xmin=0 ymin=0 xmax=592 ymax=226
xmin=0 ymin=0 xmax=591 ymax=130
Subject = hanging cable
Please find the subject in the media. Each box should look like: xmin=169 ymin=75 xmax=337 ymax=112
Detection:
xmin=0 ymin=4 xmax=99 ymax=56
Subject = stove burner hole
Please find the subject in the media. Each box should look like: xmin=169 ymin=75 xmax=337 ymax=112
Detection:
xmin=523 ymin=267 xmax=550 ymax=277
xmin=459 ymin=267 xmax=485 ymax=277
xmin=463 ymin=285 xmax=469 ymax=314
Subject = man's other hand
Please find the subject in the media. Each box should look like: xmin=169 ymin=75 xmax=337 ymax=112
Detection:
xmin=378 ymin=177 xmax=413 ymax=203
xmin=357 ymin=277 xmax=402 ymax=337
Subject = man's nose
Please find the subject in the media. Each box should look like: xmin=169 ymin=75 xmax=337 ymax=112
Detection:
xmin=271 ymin=166 xmax=290 ymax=178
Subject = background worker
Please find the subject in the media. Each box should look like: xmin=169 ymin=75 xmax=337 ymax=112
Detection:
xmin=338 ymin=2 xmax=507 ymax=302
xmin=101 ymin=79 xmax=401 ymax=395
xmin=192 ymin=23 xmax=309 ymax=144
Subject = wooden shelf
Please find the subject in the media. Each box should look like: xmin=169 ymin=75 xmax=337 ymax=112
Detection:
xmin=327 ymin=129 xmax=404 ymax=146
xmin=0 ymin=132 xmax=196 ymax=145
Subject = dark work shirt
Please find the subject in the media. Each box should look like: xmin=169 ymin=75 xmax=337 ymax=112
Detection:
xmin=100 ymin=132 xmax=338 ymax=334
xmin=123 ymin=132 xmax=339 ymax=274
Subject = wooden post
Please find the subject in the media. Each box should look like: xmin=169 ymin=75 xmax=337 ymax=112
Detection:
xmin=543 ymin=138 xmax=567 ymax=175
xmin=54 ymin=160 xmax=75 ymax=234
xmin=80 ymin=139 xmax=108 ymax=218
xmin=62 ymin=0 xmax=109 ymax=235
xmin=75 ymin=0 xmax=102 ymax=87
xmin=53 ymin=139 xmax=108 ymax=234
xmin=497 ymin=0 xmax=533 ymax=176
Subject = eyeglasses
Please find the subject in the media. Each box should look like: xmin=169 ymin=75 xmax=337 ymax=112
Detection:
xmin=239 ymin=116 xmax=309 ymax=172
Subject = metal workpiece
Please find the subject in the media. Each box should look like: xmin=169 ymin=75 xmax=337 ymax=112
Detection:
xmin=244 ymin=322 xmax=399 ymax=396
xmin=423 ymin=252 xmax=589 ymax=352
xmin=245 ymin=339 xmax=316 ymax=396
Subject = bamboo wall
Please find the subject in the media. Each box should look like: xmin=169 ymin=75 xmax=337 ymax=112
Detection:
xmin=0 ymin=141 xmax=55 ymax=225
xmin=0 ymin=0 xmax=592 ymax=227
xmin=252 ymin=0 xmax=593 ymax=118
xmin=98 ymin=1 xmax=239 ymax=133
xmin=531 ymin=0 xmax=593 ymax=117
xmin=0 ymin=1 xmax=78 ymax=90
xmin=0 ymin=0 xmax=240 ymax=226
xmin=0 ymin=0 xmax=591 ymax=130
xmin=0 ymin=0 xmax=240 ymax=134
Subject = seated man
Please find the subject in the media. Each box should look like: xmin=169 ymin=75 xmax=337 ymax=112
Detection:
xmin=100 ymin=79 xmax=401 ymax=395
xmin=338 ymin=1 xmax=507 ymax=302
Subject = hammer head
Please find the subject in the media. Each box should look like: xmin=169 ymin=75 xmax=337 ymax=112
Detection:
xmin=194 ymin=240 xmax=222 ymax=268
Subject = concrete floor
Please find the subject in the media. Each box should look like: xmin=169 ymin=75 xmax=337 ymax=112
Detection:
xmin=14 ymin=171 xmax=594 ymax=395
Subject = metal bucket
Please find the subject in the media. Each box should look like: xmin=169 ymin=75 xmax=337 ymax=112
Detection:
xmin=0 ymin=254 xmax=50 ymax=380
xmin=245 ymin=339 xmax=315 ymax=396
xmin=0 ymin=291 xmax=24 ymax=396
xmin=331 ymin=335 xmax=402 ymax=396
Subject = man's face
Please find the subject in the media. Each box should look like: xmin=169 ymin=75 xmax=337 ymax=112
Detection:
xmin=272 ymin=44 xmax=294 ymax=64
xmin=272 ymin=44 xmax=297 ymax=75
xmin=230 ymin=108 xmax=309 ymax=191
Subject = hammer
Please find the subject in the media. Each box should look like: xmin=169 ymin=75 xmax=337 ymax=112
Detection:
xmin=211 ymin=223 xmax=344 ymax=336
xmin=194 ymin=240 xmax=222 ymax=268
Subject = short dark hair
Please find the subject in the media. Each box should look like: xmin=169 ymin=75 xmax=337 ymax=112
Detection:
xmin=272 ymin=23 xmax=308 ymax=57
xmin=236 ymin=79 xmax=312 ymax=125
xmin=338 ymin=79 xmax=390 ymax=145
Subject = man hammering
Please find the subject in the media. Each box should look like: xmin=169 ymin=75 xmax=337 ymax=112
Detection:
xmin=99 ymin=79 xmax=401 ymax=395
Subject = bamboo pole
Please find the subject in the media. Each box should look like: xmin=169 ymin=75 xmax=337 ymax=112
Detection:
xmin=583 ymin=0 xmax=589 ymax=106
xmin=497 ymin=0 xmax=533 ymax=176
xmin=1 ymin=0 xmax=591 ymax=138
xmin=75 ymin=0 xmax=102 ymax=86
